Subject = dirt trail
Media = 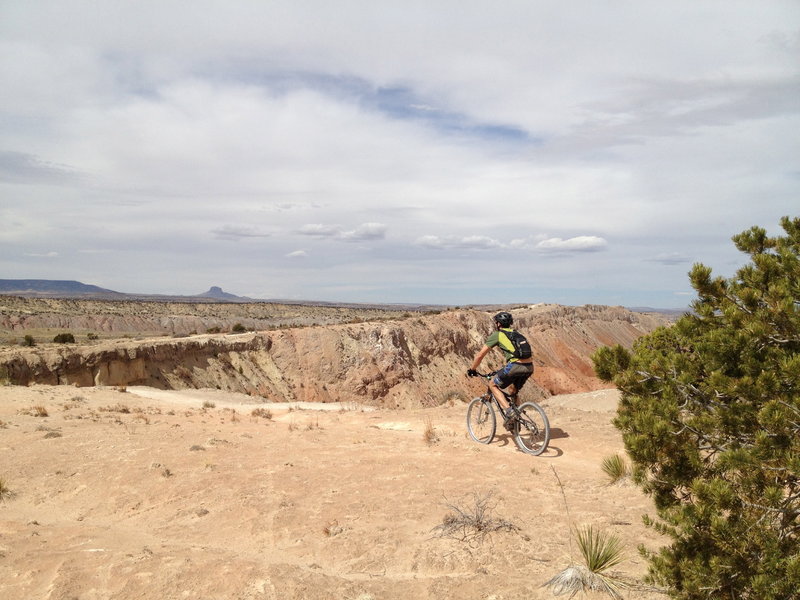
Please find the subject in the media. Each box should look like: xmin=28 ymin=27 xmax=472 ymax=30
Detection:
xmin=0 ymin=384 xmax=664 ymax=600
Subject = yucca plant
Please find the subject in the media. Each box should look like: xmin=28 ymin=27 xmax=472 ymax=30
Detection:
xmin=545 ymin=525 xmax=628 ymax=599
xmin=601 ymin=454 xmax=630 ymax=484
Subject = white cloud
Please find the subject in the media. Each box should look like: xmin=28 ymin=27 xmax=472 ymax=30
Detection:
xmin=647 ymin=252 xmax=692 ymax=265
xmin=413 ymin=234 xmax=503 ymax=250
xmin=286 ymin=250 xmax=308 ymax=259
xmin=299 ymin=222 xmax=387 ymax=242
xmin=535 ymin=236 xmax=608 ymax=253
xmin=340 ymin=222 xmax=387 ymax=242
xmin=212 ymin=225 xmax=270 ymax=240
xmin=298 ymin=224 xmax=341 ymax=238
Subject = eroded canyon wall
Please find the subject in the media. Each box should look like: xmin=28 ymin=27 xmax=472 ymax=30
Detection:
xmin=0 ymin=305 xmax=670 ymax=407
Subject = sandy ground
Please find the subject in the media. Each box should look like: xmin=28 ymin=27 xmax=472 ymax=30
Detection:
xmin=0 ymin=383 xmax=666 ymax=600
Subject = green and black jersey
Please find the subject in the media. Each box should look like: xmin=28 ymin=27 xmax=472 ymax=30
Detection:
xmin=485 ymin=328 xmax=522 ymax=362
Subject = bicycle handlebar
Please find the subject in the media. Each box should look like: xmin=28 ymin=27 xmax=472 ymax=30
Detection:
xmin=467 ymin=370 xmax=497 ymax=379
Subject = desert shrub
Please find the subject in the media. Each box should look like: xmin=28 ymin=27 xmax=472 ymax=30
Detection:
xmin=601 ymin=454 xmax=630 ymax=484
xmin=99 ymin=403 xmax=130 ymax=414
xmin=26 ymin=405 xmax=48 ymax=417
xmin=22 ymin=335 xmax=35 ymax=347
xmin=87 ymin=332 xmax=99 ymax=340
xmin=53 ymin=332 xmax=75 ymax=344
xmin=251 ymin=407 xmax=273 ymax=420
xmin=231 ymin=323 xmax=247 ymax=333
xmin=430 ymin=492 xmax=519 ymax=544
xmin=202 ymin=400 xmax=215 ymax=409
xmin=592 ymin=217 xmax=800 ymax=599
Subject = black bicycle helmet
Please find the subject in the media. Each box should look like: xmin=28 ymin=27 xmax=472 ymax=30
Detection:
xmin=493 ymin=311 xmax=513 ymax=327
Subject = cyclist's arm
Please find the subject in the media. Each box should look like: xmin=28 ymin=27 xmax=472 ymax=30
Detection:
xmin=470 ymin=345 xmax=492 ymax=371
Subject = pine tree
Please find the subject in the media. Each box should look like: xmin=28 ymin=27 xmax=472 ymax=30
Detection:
xmin=593 ymin=216 xmax=800 ymax=599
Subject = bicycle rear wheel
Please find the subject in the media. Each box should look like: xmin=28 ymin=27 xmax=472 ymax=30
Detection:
xmin=466 ymin=397 xmax=496 ymax=444
xmin=513 ymin=402 xmax=550 ymax=455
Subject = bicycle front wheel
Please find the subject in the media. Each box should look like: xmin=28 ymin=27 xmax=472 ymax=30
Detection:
xmin=466 ymin=397 xmax=496 ymax=444
xmin=513 ymin=402 xmax=550 ymax=455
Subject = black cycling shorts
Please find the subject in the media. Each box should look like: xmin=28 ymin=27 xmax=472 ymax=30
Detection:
xmin=492 ymin=361 xmax=534 ymax=390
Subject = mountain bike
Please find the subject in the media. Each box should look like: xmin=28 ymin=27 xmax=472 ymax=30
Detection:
xmin=466 ymin=372 xmax=550 ymax=455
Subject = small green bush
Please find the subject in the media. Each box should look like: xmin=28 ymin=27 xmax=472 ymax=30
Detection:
xmin=231 ymin=323 xmax=247 ymax=333
xmin=22 ymin=335 xmax=35 ymax=347
xmin=601 ymin=454 xmax=630 ymax=483
xmin=53 ymin=333 xmax=76 ymax=344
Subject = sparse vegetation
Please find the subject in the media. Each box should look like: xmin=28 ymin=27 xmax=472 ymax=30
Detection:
xmin=423 ymin=417 xmax=439 ymax=445
xmin=0 ymin=477 xmax=14 ymax=502
xmin=53 ymin=332 xmax=76 ymax=344
xmin=438 ymin=389 xmax=466 ymax=406
xmin=20 ymin=405 xmax=49 ymax=417
xmin=544 ymin=525 xmax=628 ymax=599
xmin=22 ymin=334 xmax=35 ymax=347
xmin=231 ymin=323 xmax=247 ymax=333
xmin=100 ymin=403 xmax=131 ymax=414
xmin=601 ymin=454 xmax=630 ymax=484
xmin=251 ymin=407 xmax=273 ymax=420
xmin=202 ymin=400 xmax=215 ymax=409
xmin=322 ymin=519 xmax=344 ymax=537
xmin=430 ymin=492 xmax=519 ymax=544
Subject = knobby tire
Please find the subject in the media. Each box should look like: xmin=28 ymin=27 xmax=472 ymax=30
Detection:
xmin=513 ymin=402 xmax=550 ymax=455
xmin=466 ymin=397 xmax=496 ymax=444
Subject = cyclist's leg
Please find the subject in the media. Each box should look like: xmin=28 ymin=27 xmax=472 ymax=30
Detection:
xmin=490 ymin=364 xmax=515 ymax=413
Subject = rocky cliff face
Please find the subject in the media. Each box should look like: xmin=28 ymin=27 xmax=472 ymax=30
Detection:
xmin=0 ymin=305 xmax=669 ymax=408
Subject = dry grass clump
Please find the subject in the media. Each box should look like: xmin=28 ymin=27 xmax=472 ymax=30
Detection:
xmin=438 ymin=389 xmax=466 ymax=406
xmin=423 ymin=417 xmax=440 ymax=445
xmin=99 ymin=403 xmax=131 ymax=414
xmin=601 ymin=454 xmax=630 ymax=484
xmin=430 ymin=492 xmax=519 ymax=544
xmin=0 ymin=477 xmax=15 ymax=502
xmin=322 ymin=519 xmax=344 ymax=537
xmin=19 ymin=405 xmax=48 ymax=417
xmin=202 ymin=400 xmax=216 ymax=409
xmin=305 ymin=417 xmax=323 ymax=430
xmin=251 ymin=407 xmax=273 ymax=420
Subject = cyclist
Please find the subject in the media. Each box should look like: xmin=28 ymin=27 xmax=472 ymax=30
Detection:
xmin=467 ymin=311 xmax=534 ymax=429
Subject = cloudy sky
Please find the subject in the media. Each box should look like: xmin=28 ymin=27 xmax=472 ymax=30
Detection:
xmin=1 ymin=1 xmax=798 ymax=307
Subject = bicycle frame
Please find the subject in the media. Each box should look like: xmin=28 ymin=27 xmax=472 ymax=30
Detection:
xmin=466 ymin=371 xmax=550 ymax=455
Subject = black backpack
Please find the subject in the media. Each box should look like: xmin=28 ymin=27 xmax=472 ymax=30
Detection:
xmin=500 ymin=329 xmax=532 ymax=360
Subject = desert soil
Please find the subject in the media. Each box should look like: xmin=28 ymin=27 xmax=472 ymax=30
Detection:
xmin=1 ymin=383 xmax=666 ymax=600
